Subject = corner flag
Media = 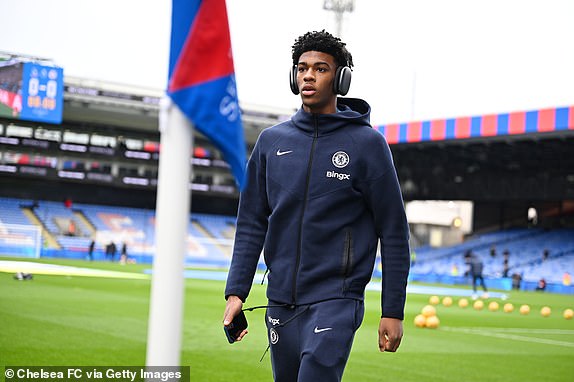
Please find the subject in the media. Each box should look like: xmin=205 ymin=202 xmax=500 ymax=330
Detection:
xmin=168 ymin=0 xmax=246 ymax=189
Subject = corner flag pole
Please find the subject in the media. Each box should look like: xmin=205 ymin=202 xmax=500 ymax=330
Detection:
xmin=145 ymin=0 xmax=247 ymax=365
xmin=146 ymin=97 xmax=192 ymax=366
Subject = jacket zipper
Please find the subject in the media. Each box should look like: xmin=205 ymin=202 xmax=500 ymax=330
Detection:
xmin=343 ymin=229 xmax=352 ymax=277
xmin=292 ymin=115 xmax=319 ymax=304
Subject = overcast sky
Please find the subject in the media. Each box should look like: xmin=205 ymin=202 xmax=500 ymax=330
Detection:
xmin=1 ymin=0 xmax=573 ymax=126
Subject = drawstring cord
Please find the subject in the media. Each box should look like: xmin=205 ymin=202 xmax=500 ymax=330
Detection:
xmin=260 ymin=345 xmax=270 ymax=362
xmin=241 ymin=302 xmax=291 ymax=362
xmin=242 ymin=304 xmax=311 ymax=363
xmin=242 ymin=303 xmax=290 ymax=312
xmin=244 ymin=298 xmax=349 ymax=362
xmin=260 ymin=268 xmax=269 ymax=285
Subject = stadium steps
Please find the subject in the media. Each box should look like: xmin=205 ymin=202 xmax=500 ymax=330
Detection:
xmin=222 ymin=221 xmax=236 ymax=240
xmin=190 ymin=220 xmax=230 ymax=257
xmin=21 ymin=207 xmax=61 ymax=249
xmin=512 ymin=233 xmax=574 ymax=269
xmin=73 ymin=209 xmax=96 ymax=237
xmin=415 ymin=228 xmax=542 ymax=266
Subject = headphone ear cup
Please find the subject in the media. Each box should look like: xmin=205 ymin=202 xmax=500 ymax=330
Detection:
xmin=334 ymin=66 xmax=352 ymax=96
xmin=289 ymin=66 xmax=299 ymax=95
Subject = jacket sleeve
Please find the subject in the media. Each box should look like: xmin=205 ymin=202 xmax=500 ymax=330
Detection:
xmin=224 ymin=137 xmax=270 ymax=301
xmin=360 ymin=133 xmax=410 ymax=320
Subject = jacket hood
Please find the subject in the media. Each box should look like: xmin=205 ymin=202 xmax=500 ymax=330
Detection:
xmin=291 ymin=97 xmax=372 ymax=135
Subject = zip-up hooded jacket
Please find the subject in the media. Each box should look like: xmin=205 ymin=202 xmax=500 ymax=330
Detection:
xmin=225 ymin=98 xmax=410 ymax=319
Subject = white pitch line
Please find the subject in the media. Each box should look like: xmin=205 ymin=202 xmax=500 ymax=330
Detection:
xmin=0 ymin=260 xmax=148 ymax=279
xmin=443 ymin=327 xmax=574 ymax=348
xmin=472 ymin=328 xmax=574 ymax=335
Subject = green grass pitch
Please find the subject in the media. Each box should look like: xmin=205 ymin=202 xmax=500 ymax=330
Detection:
xmin=1 ymin=257 xmax=573 ymax=381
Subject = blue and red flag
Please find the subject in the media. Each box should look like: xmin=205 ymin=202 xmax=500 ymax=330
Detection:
xmin=167 ymin=0 xmax=246 ymax=189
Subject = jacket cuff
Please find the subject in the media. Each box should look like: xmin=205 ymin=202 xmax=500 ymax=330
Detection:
xmin=225 ymin=293 xmax=246 ymax=303
xmin=380 ymin=311 xmax=404 ymax=320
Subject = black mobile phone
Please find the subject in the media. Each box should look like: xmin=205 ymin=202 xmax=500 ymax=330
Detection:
xmin=224 ymin=310 xmax=248 ymax=344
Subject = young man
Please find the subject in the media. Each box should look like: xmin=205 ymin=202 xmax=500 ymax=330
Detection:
xmin=223 ymin=30 xmax=410 ymax=381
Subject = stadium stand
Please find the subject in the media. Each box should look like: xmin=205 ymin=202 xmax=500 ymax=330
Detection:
xmin=0 ymin=197 xmax=41 ymax=257
xmin=30 ymin=200 xmax=92 ymax=248
xmin=0 ymin=197 xmax=237 ymax=266
xmin=77 ymin=202 xmax=156 ymax=256
xmin=409 ymin=227 xmax=574 ymax=293
xmin=0 ymin=197 xmax=32 ymax=225
xmin=0 ymin=196 xmax=572 ymax=293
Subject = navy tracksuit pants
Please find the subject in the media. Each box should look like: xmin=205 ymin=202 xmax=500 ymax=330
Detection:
xmin=265 ymin=298 xmax=365 ymax=382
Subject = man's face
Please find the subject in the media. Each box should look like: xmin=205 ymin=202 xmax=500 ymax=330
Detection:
xmin=296 ymin=51 xmax=338 ymax=114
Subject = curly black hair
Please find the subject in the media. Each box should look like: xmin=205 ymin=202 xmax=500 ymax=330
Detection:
xmin=291 ymin=30 xmax=353 ymax=69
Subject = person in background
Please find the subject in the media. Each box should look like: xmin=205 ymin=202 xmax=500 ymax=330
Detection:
xmin=120 ymin=242 xmax=128 ymax=265
xmin=502 ymin=258 xmax=510 ymax=278
xmin=535 ymin=278 xmax=546 ymax=291
xmin=88 ymin=239 xmax=95 ymax=261
xmin=464 ymin=250 xmax=488 ymax=298
xmin=511 ymin=272 xmax=522 ymax=290
xmin=451 ymin=263 xmax=459 ymax=276
xmin=563 ymin=272 xmax=571 ymax=286
xmin=67 ymin=220 xmax=76 ymax=236
xmin=106 ymin=241 xmax=117 ymax=262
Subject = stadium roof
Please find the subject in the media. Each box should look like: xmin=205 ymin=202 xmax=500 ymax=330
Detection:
xmin=63 ymin=76 xmax=293 ymax=144
xmin=59 ymin=75 xmax=574 ymax=203
xmin=377 ymin=105 xmax=574 ymax=144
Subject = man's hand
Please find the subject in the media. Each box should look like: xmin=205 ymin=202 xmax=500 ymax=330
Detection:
xmin=378 ymin=317 xmax=403 ymax=352
xmin=223 ymin=295 xmax=248 ymax=342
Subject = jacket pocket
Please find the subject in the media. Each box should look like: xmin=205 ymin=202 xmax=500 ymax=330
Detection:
xmin=342 ymin=229 xmax=354 ymax=278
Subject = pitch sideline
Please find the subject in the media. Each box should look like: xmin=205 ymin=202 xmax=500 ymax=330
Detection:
xmin=442 ymin=326 xmax=574 ymax=348
xmin=0 ymin=260 xmax=148 ymax=279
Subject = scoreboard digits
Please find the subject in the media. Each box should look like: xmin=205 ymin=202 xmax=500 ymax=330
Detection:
xmin=20 ymin=63 xmax=64 ymax=124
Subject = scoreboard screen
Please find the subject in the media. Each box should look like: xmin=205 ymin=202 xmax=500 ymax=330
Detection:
xmin=0 ymin=61 xmax=64 ymax=124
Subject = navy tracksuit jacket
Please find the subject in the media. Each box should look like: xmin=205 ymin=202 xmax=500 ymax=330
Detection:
xmin=225 ymin=97 xmax=410 ymax=320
